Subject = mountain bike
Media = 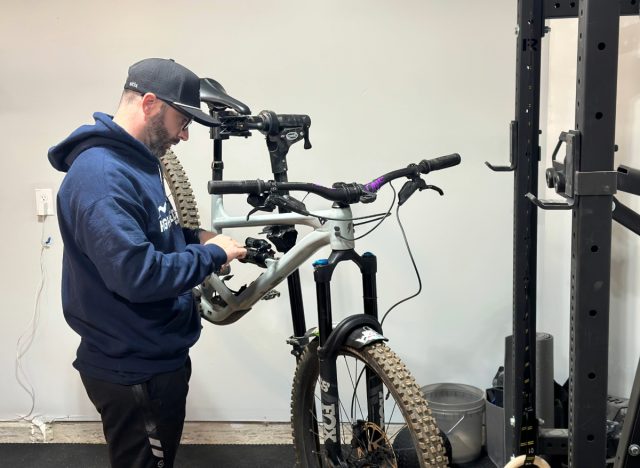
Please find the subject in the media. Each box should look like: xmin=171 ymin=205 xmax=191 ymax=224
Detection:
xmin=160 ymin=78 xmax=460 ymax=467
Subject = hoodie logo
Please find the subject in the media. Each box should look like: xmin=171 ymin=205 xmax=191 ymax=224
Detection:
xmin=158 ymin=202 xmax=179 ymax=232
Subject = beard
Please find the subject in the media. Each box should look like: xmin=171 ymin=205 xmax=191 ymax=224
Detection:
xmin=146 ymin=107 xmax=177 ymax=158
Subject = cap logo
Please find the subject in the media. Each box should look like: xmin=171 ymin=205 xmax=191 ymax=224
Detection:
xmin=128 ymin=81 xmax=138 ymax=88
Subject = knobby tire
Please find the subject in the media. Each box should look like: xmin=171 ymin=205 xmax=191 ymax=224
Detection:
xmin=159 ymin=149 xmax=201 ymax=229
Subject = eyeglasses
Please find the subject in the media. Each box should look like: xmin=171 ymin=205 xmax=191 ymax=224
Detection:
xmin=161 ymin=100 xmax=193 ymax=132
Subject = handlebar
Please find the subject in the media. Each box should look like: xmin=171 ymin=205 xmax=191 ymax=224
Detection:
xmin=208 ymin=153 xmax=461 ymax=204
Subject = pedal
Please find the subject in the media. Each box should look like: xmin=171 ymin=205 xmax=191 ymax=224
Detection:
xmin=261 ymin=289 xmax=281 ymax=300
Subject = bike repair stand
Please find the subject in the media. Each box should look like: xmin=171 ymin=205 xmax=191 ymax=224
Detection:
xmin=487 ymin=1 xmax=639 ymax=466
xmin=201 ymin=81 xmax=313 ymax=359
xmin=257 ymin=110 xmax=313 ymax=359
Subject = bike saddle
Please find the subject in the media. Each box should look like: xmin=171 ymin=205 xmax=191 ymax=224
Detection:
xmin=200 ymin=78 xmax=251 ymax=115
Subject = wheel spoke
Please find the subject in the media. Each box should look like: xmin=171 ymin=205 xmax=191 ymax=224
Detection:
xmin=343 ymin=355 xmax=365 ymax=421
xmin=386 ymin=423 xmax=407 ymax=442
xmin=385 ymin=398 xmax=398 ymax=433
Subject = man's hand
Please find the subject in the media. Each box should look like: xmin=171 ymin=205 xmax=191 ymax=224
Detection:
xmin=204 ymin=234 xmax=247 ymax=263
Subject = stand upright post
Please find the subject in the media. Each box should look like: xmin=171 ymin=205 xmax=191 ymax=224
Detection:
xmin=510 ymin=0 xmax=544 ymax=461
xmin=568 ymin=1 xmax=620 ymax=465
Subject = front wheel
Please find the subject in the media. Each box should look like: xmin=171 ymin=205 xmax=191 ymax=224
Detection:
xmin=291 ymin=340 xmax=448 ymax=467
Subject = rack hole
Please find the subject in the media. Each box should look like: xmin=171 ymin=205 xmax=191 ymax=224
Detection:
xmin=589 ymin=309 xmax=597 ymax=317
xmin=591 ymin=245 xmax=599 ymax=252
xmin=598 ymin=42 xmax=606 ymax=50
xmin=596 ymin=112 xmax=603 ymax=120
xmin=554 ymin=2 xmax=560 ymax=7
xmin=587 ymin=434 xmax=595 ymax=441
xmin=588 ymin=372 xmax=596 ymax=380
xmin=570 ymin=1 xmax=576 ymax=6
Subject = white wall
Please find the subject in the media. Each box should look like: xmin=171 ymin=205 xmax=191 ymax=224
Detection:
xmin=0 ymin=1 xmax=635 ymax=423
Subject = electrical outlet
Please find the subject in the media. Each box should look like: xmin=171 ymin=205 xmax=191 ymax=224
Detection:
xmin=35 ymin=189 xmax=54 ymax=216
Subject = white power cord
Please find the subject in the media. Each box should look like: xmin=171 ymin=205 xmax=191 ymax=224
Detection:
xmin=2 ymin=218 xmax=51 ymax=423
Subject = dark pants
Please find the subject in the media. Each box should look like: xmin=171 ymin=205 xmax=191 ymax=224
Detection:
xmin=80 ymin=360 xmax=191 ymax=468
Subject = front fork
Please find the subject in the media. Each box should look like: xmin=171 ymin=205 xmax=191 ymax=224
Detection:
xmin=313 ymin=250 xmax=384 ymax=466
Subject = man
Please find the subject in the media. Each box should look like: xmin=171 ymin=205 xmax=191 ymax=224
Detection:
xmin=48 ymin=58 xmax=246 ymax=468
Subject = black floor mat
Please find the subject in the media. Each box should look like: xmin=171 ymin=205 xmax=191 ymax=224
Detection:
xmin=0 ymin=443 xmax=496 ymax=467
xmin=0 ymin=443 xmax=295 ymax=468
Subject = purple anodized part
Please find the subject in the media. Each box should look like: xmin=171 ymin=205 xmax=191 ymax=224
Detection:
xmin=365 ymin=176 xmax=385 ymax=192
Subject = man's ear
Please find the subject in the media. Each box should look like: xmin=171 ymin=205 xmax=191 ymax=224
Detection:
xmin=141 ymin=93 xmax=160 ymax=117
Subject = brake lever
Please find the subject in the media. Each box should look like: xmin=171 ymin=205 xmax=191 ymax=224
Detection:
xmin=426 ymin=184 xmax=444 ymax=196
xmin=267 ymin=194 xmax=310 ymax=216
xmin=398 ymin=179 xmax=444 ymax=206
xmin=246 ymin=201 xmax=275 ymax=220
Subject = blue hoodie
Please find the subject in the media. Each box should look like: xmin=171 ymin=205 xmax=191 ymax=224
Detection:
xmin=49 ymin=112 xmax=227 ymax=384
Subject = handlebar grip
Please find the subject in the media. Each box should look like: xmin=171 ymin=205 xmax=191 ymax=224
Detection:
xmin=419 ymin=153 xmax=461 ymax=174
xmin=276 ymin=114 xmax=311 ymax=128
xmin=208 ymin=180 xmax=265 ymax=195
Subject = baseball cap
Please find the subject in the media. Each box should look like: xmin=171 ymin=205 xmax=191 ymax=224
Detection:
xmin=124 ymin=58 xmax=219 ymax=127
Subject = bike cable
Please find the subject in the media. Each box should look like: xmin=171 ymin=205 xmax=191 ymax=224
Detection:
xmin=380 ymin=198 xmax=422 ymax=327
xmin=353 ymin=215 xmax=390 ymax=227
xmin=306 ymin=181 xmax=421 ymax=326
xmin=310 ymin=210 xmax=392 ymax=224
xmin=270 ymin=195 xmax=392 ymax=224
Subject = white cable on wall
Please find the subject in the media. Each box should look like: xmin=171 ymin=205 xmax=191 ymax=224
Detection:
xmin=2 ymin=217 xmax=51 ymax=422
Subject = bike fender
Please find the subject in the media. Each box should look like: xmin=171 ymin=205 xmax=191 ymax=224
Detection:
xmin=345 ymin=326 xmax=387 ymax=350
xmin=318 ymin=315 xmax=387 ymax=361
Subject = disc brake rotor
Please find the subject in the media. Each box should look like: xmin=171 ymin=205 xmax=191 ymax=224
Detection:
xmin=351 ymin=421 xmax=397 ymax=467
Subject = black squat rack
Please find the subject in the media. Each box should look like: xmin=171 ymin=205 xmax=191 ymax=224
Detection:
xmin=487 ymin=0 xmax=640 ymax=466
